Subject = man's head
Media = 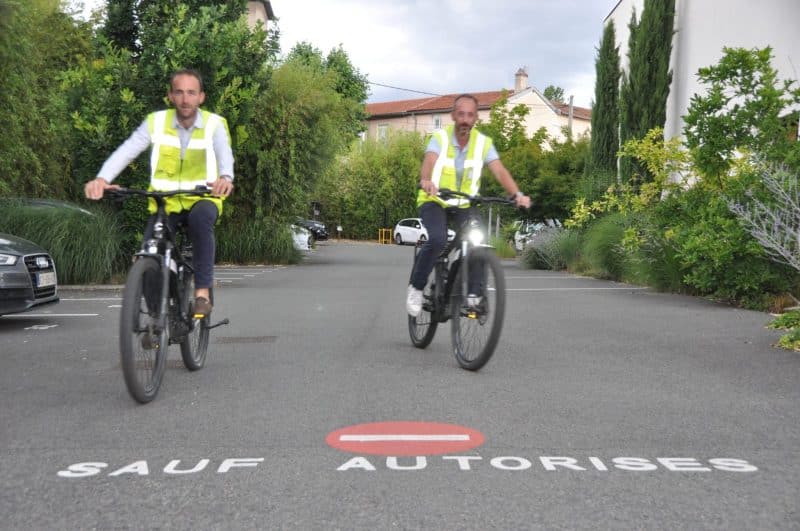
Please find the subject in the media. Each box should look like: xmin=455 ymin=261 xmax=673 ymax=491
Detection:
xmin=168 ymin=68 xmax=205 ymax=124
xmin=451 ymin=93 xmax=479 ymax=141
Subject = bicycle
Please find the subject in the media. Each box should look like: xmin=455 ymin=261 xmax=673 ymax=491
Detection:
xmin=408 ymin=189 xmax=517 ymax=371
xmin=107 ymin=187 xmax=229 ymax=403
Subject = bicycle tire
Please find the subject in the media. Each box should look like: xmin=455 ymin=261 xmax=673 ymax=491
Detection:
xmin=120 ymin=257 xmax=168 ymax=403
xmin=179 ymin=273 xmax=209 ymax=371
xmin=450 ymin=248 xmax=506 ymax=370
xmin=408 ymin=246 xmax=438 ymax=348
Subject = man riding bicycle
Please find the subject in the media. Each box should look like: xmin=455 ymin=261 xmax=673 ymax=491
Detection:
xmin=84 ymin=68 xmax=233 ymax=317
xmin=407 ymin=93 xmax=531 ymax=317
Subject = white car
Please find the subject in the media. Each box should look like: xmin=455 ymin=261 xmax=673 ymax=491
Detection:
xmin=291 ymin=224 xmax=312 ymax=251
xmin=393 ymin=218 xmax=455 ymax=245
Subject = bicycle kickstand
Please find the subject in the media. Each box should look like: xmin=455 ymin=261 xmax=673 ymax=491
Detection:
xmin=206 ymin=318 xmax=230 ymax=329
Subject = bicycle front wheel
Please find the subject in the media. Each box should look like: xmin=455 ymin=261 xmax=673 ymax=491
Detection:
xmin=120 ymin=257 xmax=168 ymax=403
xmin=408 ymin=245 xmax=438 ymax=348
xmin=180 ymin=278 xmax=210 ymax=371
xmin=450 ymin=248 xmax=506 ymax=370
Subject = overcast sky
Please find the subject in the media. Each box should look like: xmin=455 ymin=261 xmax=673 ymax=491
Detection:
xmin=77 ymin=1 xmax=616 ymax=109
xmin=275 ymin=1 xmax=616 ymax=108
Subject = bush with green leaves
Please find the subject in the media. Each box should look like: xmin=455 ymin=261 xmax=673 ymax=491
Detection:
xmin=0 ymin=201 xmax=124 ymax=284
xmin=215 ymin=218 xmax=301 ymax=265
xmin=316 ymin=131 xmax=424 ymax=239
xmin=580 ymin=212 xmax=628 ymax=280
xmin=1 ymin=1 xmax=91 ymax=199
xmin=521 ymin=228 xmax=576 ymax=271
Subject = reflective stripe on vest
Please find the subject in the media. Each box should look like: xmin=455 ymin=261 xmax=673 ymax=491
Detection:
xmin=420 ymin=125 xmax=490 ymax=208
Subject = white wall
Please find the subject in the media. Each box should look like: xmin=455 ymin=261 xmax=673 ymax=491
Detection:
xmin=606 ymin=0 xmax=800 ymax=140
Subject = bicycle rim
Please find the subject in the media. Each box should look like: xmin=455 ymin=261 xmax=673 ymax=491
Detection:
xmin=450 ymin=249 xmax=506 ymax=370
xmin=120 ymin=257 xmax=168 ymax=403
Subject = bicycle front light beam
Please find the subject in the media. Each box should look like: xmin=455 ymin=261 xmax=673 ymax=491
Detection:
xmin=468 ymin=228 xmax=485 ymax=245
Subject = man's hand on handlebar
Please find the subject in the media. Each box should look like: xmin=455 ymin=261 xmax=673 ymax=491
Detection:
xmin=209 ymin=176 xmax=234 ymax=198
xmin=514 ymin=193 xmax=532 ymax=209
xmin=420 ymin=179 xmax=438 ymax=197
xmin=84 ymin=177 xmax=119 ymax=200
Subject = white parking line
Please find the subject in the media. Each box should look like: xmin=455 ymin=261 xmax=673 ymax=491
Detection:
xmin=61 ymin=298 xmax=122 ymax=301
xmin=340 ymin=434 xmax=470 ymax=442
xmin=3 ymin=313 xmax=99 ymax=317
xmin=507 ymin=287 xmax=648 ymax=291
xmin=505 ymin=276 xmax=583 ymax=279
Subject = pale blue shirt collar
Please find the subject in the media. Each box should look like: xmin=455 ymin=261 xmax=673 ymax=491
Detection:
xmin=172 ymin=110 xmax=204 ymax=131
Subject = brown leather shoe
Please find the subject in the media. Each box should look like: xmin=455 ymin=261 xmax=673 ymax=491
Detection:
xmin=193 ymin=296 xmax=212 ymax=318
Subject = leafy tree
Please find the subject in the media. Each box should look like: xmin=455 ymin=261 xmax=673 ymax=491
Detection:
xmin=683 ymin=46 xmax=800 ymax=182
xmin=101 ymin=0 xmax=139 ymax=53
xmin=619 ymin=0 xmax=675 ymax=184
xmin=236 ymin=58 xmax=354 ymax=223
xmin=543 ymin=85 xmax=565 ymax=103
xmin=588 ymin=20 xmax=620 ymax=175
xmin=287 ymin=42 xmax=369 ymax=138
xmin=315 ymin=132 xmax=424 ymax=238
xmin=476 ymin=91 xmax=530 ymax=153
xmin=0 ymin=0 xmax=91 ymax=198
xmin=64 ymin=1 xmax=275 ymax=254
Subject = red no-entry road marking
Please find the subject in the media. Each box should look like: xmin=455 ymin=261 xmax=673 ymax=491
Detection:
xmin=326 ymin=421 xmax=485 ymax=456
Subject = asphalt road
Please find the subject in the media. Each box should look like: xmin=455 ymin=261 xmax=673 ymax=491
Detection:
xmin=1 ymin=241 xmax=798 ymax=530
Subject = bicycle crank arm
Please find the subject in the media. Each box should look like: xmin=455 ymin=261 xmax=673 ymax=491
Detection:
xmin=205 ymin=318 xmax=230 ymax=329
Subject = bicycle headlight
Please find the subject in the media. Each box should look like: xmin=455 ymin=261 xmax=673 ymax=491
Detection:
xmin=468 ymin=228 xmax=485 ymax=245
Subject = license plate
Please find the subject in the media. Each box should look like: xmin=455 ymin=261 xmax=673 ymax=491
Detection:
xmin=37 ymin=271 xmax=56 ymax=287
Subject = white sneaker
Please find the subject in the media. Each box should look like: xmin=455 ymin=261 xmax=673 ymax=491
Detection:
xmin=406 ymin=285 xmax=423 ymax=317
xmin=467 ymin=294 xmax=482 ymax=308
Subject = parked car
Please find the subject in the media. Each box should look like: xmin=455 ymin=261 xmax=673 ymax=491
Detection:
xmin=295 ymin=218 xmax=329 ymax=242
xmin=513 ymin=219 xmax=562 ymax=252
xmin=290 ymin=224 xmax=312 ymax=251
xmin=393 ymin=218 xmax=455 ymax=245
xmin=0 ymin=232 xmax=59 ymax=316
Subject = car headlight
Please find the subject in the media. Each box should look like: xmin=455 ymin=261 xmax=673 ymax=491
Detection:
xmin=468 ymin=228 xmax=484 ymax=245
xmin=0 ymin=254 xmax=18 ymax=266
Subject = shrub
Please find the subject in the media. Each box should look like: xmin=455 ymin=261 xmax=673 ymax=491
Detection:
xmin=216 ymin=217 xmax=301 ymax=264
xmin=489 ymin=236 xmax=515 ymax=259
xmin=580 ymin=213 xmax=627 ymax=280
xmin=521 ymin=227 xmax=575 ymax=271
xmin=0 ymin=200 xmax=125 ymax=284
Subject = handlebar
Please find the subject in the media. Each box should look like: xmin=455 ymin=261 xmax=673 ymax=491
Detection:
xmin=437 ymin=188 xmax=518 ymax=207
xmin=104 ymin=186 xmax=212 ymax=200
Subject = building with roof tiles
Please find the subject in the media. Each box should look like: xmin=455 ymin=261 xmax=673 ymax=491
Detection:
xmin=364 ymin=69 xmax=592 ymax=146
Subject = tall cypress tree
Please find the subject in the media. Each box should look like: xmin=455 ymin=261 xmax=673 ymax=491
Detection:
xmin=588 ymin=20 xmax=620 ymax=175
xmin=619 ymin=0 xmax=675 ymax=184
xmin=101 ymin=0 xmax=139 ymax=53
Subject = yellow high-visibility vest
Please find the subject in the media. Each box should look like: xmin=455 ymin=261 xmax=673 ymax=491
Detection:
xmin=146 ymin=109 xmax=229 ymax=214
xmin=417 ymin=124 xmax=493 ymax=208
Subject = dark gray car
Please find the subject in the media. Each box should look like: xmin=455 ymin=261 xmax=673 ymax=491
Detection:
xmin=0 ymin=232 xmax=59 ymax=316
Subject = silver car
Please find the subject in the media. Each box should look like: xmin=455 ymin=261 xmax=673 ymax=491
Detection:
xmin=0 ymin=233 xmax=59 ymax=316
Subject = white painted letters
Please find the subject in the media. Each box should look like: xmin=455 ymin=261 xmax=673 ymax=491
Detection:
xmin=57 ymin=462 xmax=108 ymax=478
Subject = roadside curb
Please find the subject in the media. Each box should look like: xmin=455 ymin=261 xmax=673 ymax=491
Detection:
xmin=60 ymin=285 xmax=123 ymax=290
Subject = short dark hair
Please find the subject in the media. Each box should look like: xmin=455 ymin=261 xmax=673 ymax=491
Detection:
xmin=170 ymin=68 xmax=204 ymax=91
xmin=453 ymin=93 xmax=478 ymax=109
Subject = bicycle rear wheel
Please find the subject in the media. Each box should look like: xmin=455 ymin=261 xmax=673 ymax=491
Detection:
xmin=180 ymin=274 xmax=210 ymax=371
xmin=450 ymin=248 xmax=506 ymax=370
xmin=408 ymin=245 xmax=438 ymax=348
xmin=120 ymin=257 xmax=168 ymax=403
